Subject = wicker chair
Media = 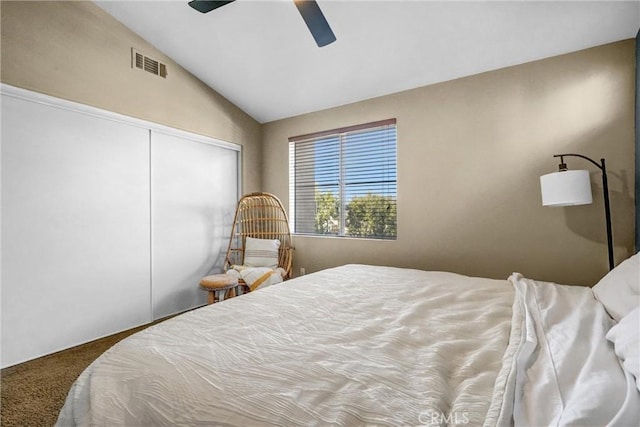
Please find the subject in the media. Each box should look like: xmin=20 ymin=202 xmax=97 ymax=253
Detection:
xmin=224 ymin=192 xmax=293 ymax=292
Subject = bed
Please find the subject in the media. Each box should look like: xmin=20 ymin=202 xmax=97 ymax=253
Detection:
xmin=57 ymin=256 xmax=639 ymax=426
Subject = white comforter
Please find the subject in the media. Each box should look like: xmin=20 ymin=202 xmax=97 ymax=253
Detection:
xmin=57 ymin=265 xmax=638 ymax=426
xmin=510 ymin=274 xmax=639 ymax=426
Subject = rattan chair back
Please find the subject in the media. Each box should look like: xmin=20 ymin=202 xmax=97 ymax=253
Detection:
xmin=225 ymin=192 xmax=293 ymax=280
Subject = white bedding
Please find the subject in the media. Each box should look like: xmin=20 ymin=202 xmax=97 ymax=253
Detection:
xmin=57 ymin=265 xmax=639 ymax=426
xmin=510 ymin=274 xmax=639 ymax=426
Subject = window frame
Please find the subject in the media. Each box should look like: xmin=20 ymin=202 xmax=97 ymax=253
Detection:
xmin=288 ymin=118 xmax=397 ymax=240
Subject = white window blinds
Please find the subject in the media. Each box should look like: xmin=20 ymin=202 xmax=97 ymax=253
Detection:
xmin=289 ymin=119 xmax=397 ymax=240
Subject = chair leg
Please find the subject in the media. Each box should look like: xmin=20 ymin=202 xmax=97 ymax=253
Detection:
xmin=207 ymin=291 xmax=215 ymax=304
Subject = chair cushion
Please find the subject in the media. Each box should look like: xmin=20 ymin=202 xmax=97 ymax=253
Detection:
xmin=244 ymin=237 xmax=280 ymax=268
xmin=200 ymin=274 xmax=238 ymax=289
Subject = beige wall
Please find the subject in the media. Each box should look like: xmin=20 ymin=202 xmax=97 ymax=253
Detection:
xmin=2 ymin=1 xmax=634 ymax=286
xmin=263 ymin=40 xmax=636 ymax=286
xmin=1 ymin=0 xmax=262 ymax=192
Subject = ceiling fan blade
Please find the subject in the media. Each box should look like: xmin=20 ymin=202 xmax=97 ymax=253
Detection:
xmin=294 ymin=0 xmax=336 ymax=47
xmin=188 ymin=0 xmax=235 ymax=14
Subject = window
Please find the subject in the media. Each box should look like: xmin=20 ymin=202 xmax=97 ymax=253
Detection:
xmin=289 ymin=119 xmax=397 ymax=240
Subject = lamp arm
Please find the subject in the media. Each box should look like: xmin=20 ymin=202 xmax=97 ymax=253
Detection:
xmin=553 ymin=153 xmax=603 ymax=171
xmin=551 ymin=153 xmax=614 ymax=270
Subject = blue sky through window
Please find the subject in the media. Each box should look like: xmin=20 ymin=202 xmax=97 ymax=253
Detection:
xmin=313 ymin=127 xmax=396 ymax=203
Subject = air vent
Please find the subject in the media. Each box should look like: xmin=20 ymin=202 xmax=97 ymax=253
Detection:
xmin=132 ymin=48 xmax=167 ymax=78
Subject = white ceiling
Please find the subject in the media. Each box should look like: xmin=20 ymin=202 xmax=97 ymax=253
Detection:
xmin=96 ymin=0 xmax=639 ymax=124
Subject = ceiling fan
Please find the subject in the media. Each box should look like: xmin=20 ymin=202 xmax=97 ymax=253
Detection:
xmin=188 ymin=0 xmax=337 ymax=47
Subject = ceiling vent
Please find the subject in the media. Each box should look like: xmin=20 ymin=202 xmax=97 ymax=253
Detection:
xmin=132 ymin=48 xmax=167 ymax=78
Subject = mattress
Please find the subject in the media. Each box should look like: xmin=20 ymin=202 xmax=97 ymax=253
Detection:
xmin=56 ymin=264 xmax=639 ymax=426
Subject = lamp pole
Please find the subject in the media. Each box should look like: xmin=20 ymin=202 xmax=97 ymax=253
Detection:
xmin=553 ymin=153 xmax=614 ymax=270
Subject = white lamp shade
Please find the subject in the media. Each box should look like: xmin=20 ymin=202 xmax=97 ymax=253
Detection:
xmin=540 ymin=170 xmax=592 ymax=206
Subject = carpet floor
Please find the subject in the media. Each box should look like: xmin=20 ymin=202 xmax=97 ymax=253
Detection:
xmin=1 ymin=322 xmax=154 ymax=427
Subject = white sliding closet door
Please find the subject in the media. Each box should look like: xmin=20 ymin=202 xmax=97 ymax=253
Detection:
xmin=1 ymin=93 xmax=151 ymax=367
xmin=151 ymin=131 xmax=239 ymax=319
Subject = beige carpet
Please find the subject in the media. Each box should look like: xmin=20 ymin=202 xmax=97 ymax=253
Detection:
xmin=1 ymin=322 xmax=155 ymax=426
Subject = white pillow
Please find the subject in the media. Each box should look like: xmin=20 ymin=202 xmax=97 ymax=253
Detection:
xmin=592 ymin=252 xmax=640 ymax=321
xmin=606 ymin=306 xmax=640 ymax=391
xmin=243 ymin=237 xmax=280 ymax=268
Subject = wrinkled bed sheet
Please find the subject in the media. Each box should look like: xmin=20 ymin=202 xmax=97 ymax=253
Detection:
xmin=57 ymin=265 xmax=638 ymax=426
xmin=58 ymin=265 xmax=518 ymax=426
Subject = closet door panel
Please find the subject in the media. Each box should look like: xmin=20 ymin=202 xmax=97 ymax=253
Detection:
xmin=1 ymin=94 xmax=151 ymax=367
xmin=151 ymin=131 xmax=238 ymax=319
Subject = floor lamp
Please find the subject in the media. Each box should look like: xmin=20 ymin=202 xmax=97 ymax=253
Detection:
xmin=540 ymin=153 xmax=614 ymax=271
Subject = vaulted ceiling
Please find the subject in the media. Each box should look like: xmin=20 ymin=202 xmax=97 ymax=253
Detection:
xmin=96 ymin=1 xmax=640 ymax=124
